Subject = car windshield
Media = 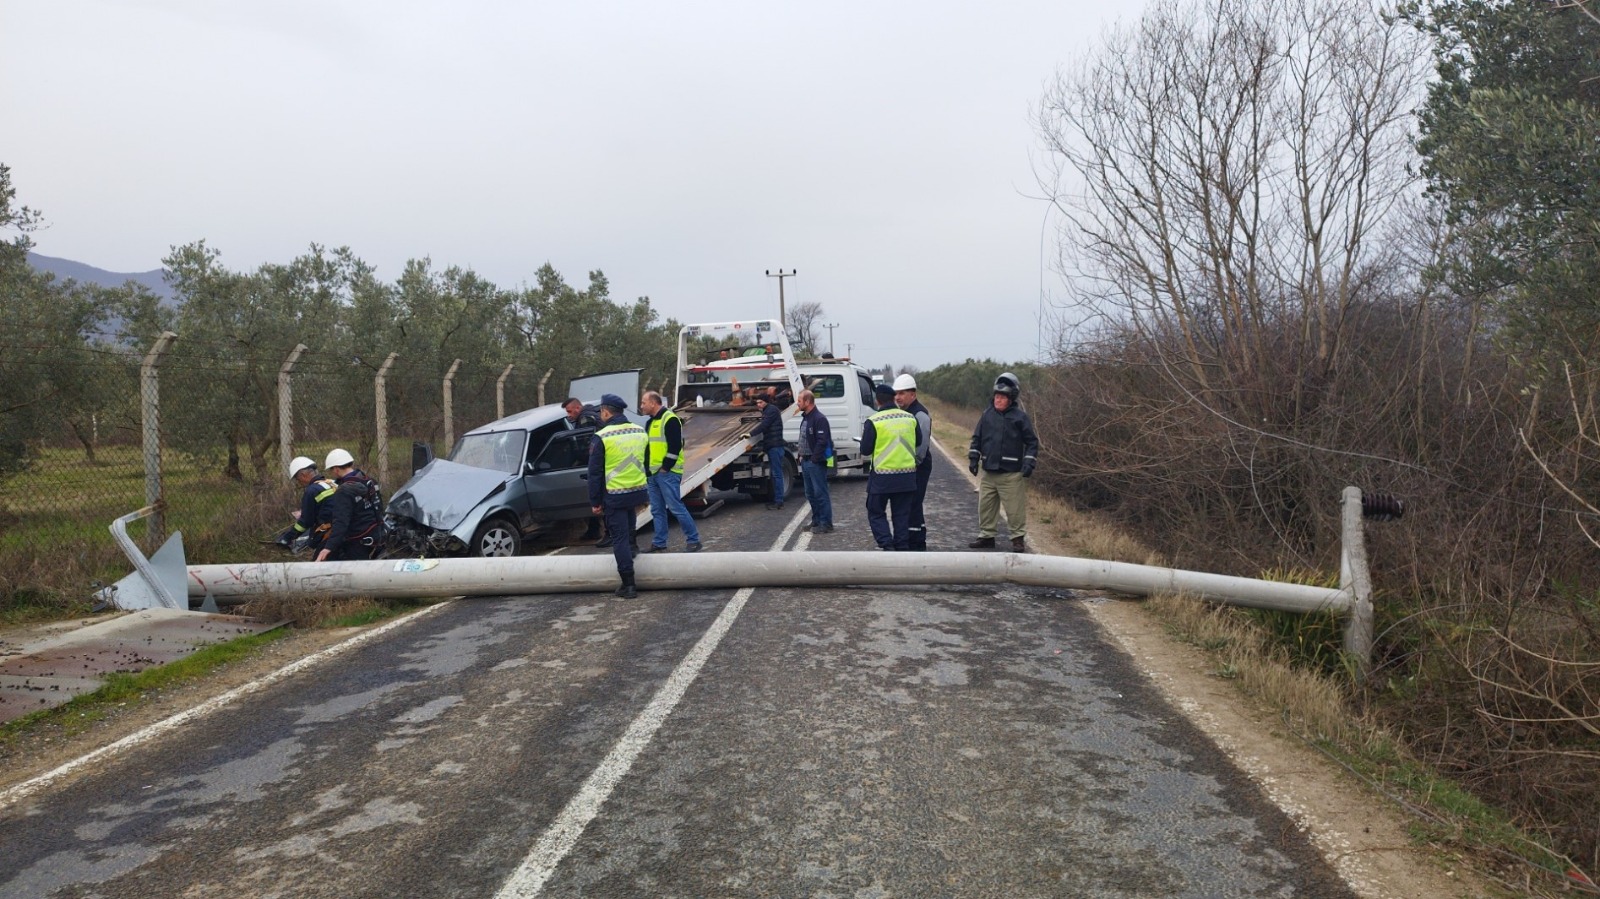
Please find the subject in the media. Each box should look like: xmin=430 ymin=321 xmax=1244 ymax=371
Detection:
xmin=449 ymin=430 xmax=527 ymax=474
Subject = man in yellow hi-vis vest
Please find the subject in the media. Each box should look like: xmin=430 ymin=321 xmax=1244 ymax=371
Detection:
xmin=588 ymin=394 xmax=649 ymax=598
xmin=639 ymin=390 xmax=703 ymax=553
xmin=860 ymin=404 xmax=924 ymax=551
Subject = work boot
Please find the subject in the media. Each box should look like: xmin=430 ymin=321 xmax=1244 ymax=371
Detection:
xmin=765 ymin=501 xmax=784 ymax=510
xmin=968 ymin=537 xmax=996 ymax=549
xmin=641 ymin=544 xmax=667 ymax=554
xmin=614 ymin=573 xmax=637 ymax=599
xmin=1011 ymin=537 xmax=1027 ymax=553
xmin=685 ymin=541 xmax=703 ymax=553
xmin=595 ymin=534 xmax=617 ymax=548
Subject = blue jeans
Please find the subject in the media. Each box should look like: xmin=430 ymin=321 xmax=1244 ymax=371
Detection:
xmin=646 ymin=471 xmax=700 ymax=547
xmin=766 ymin=447 xmax=786 ymax=504
xmin=801 ymin=460 xmax=832 ymax=527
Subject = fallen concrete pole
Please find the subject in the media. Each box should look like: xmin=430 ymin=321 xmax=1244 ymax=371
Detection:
xmin=185 ymin=552 xmax=1351 ymax=615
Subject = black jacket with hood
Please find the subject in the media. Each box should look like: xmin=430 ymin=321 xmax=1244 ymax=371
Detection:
xmin=969 ymin=381 xmax=1039 ymax=474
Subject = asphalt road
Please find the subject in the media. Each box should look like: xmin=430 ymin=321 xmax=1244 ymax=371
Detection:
xmin=0 ymin=455 xmax=1357 ymax=898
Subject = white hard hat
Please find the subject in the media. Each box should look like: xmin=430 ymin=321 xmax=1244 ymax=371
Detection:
xmin=893 ymin=374 xmax=917 ymax=391
xmin=325 ymin=448 xmax=356 ymax=469
xmin=287 ymin=455 xmax=316 ymax=479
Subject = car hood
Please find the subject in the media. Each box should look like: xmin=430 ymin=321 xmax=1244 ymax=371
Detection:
xmin=387 ymin=459 xmax=512 ymax=532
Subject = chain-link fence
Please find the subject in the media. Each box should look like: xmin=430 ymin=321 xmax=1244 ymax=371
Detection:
xmin=0 ymin=332 xmax=578 ymax=607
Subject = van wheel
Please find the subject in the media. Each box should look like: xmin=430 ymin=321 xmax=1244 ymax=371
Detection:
xmin=471 ymin=517 xmax=522 ymax=558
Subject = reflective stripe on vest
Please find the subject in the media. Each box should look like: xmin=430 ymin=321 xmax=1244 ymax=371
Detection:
xmin=600 ymin=422 xmax=649 ymax=493
xmin=646 ymin=409 xmax=684 ymax=475
xmin=868 ymin=409 xmax=917 ymax=474
xmin=293 ymin=479 xmax=339 ymax=533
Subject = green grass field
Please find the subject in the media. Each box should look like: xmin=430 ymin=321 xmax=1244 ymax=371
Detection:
xmin=0 ymin=444 xmax=318 ymax=617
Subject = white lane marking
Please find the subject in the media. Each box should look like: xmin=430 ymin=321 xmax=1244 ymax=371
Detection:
xmin=495 ymin=508 xmax=810 ymax=899
xmin=0 ymin=600 xmax=456 ymax=810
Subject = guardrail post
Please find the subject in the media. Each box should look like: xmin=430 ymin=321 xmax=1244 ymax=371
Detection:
xmin=375 ymin=352 xmax=398 ymax=483
xmin=442 ymin=358 xmax=461 ymax=451
xmin=140 ymin=332 xmax=177 ymax=548
xmin=1340 ymin=485 xmax=1375 ymax=683
xmin=278 ymin=344 xmax=308 ymax=480
xmin=496 ymin=363 xmax=515 ymax=419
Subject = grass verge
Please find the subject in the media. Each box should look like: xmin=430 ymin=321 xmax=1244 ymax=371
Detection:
xmin=0 ymin=626 xmax=292 ymax=748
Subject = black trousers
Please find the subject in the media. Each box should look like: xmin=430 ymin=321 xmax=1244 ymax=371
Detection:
xmin=866 ymin=490 xmax=913 ymax=550
xmin=603 ymin=502 xmax=636 ymax=575
xmin=907 ymin=462 xmax=931 ymax=551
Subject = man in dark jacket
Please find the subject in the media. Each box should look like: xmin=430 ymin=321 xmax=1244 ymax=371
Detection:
xmin=563 ymin=397 xmax=609 ymax=543
xmin=750 ymin=393 xmax=787 ymax=510
xmin=588 ymin=394 xmax=648 ymax=598
xmin=967 ymin=372 xmax=1040 ymax=553
xmin=316 ymin=448 xmax=385 ymax=562
xmin=275 ymin=455 xmax=336 ymax=554
xmin=796 ymin=389 xmax=834 ymax=533
xmin=893 ymin=374 xmax=934 ymax=551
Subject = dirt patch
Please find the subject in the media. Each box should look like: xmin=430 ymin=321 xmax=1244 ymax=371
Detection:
xmin=1079 ymin=595 xmax=1496 ymax=899
xmin=0 ymin=625 xmax=357 ymax=796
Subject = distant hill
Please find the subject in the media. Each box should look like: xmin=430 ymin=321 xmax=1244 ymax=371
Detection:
xmin=27 ymin=252 xmax=176 ymax=303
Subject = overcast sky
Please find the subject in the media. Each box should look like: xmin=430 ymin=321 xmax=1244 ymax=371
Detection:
xmin=3 ymin=0 xmax=1145 ymax=371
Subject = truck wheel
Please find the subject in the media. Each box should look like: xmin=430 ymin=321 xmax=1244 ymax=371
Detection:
xmin=471 ymin=517 xmax=522 ymax=558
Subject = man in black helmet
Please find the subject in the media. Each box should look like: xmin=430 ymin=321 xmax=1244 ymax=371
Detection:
xmin=967 ymin=372 xmax=1040 ymax=553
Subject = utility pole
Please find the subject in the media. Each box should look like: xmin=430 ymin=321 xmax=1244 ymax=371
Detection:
xmin=765 ymin=268 xmax=797 ymax=332
xmin=823 ymin=322 xmax=839 ymax=355
xmin=846 ymin=342 xmax=854 ymax=359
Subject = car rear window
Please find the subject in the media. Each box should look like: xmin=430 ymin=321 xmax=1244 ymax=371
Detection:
xmin=806 ymin=374 xmax=845 ymax=399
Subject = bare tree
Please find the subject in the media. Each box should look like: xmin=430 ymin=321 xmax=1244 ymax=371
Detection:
xmin=1035 ymin=0 xmax=1426 ymax=425
xmin=786 ymin=301 xmax=827 ymax=358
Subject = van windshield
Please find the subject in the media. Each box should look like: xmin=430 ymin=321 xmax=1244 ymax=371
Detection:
xmin=450 ymin=431 xmax=528 ymax=474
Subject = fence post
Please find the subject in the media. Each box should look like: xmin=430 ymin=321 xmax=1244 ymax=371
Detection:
xmin=1340 ymin=486 xmax=1374 ymax=683
xmin=375 ymin=352 xmax=398 ymax=484
xmin=496 ymin=363 xmax=514 ymax=420
xmin=537 ymin=368 xmax=554 ymax=406
xmin=442 ymin=358 xmax=461 ymax=451
xmin=140 ymin=332 xmax=178 ymax=547
xmin=278 ymin=344 xmax=308 ymax=479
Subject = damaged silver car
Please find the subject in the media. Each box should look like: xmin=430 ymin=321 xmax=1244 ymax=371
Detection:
xmin=385 ymin=370 xmax=644 ymax=557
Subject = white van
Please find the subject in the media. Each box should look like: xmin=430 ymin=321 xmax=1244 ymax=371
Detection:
xmin=676 ymin=339 xmax=876 ymax=500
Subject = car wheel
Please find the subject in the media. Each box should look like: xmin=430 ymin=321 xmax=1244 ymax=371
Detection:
xmin=471 ymin=517 xmax=522 ymax=558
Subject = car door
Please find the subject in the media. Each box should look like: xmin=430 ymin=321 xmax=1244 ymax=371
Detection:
xmin=523 ymin=428 xmax=597 ymax=524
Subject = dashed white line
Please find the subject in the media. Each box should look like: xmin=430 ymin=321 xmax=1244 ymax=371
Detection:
xmin=494 ymin=505 xmax=810 ymax=899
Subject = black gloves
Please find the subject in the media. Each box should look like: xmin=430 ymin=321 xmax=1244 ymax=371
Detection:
xmin=1022 ymin=460 xmax=1035 ymax=478
xmin=968 ymin=458 xmax=980 ymax=476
